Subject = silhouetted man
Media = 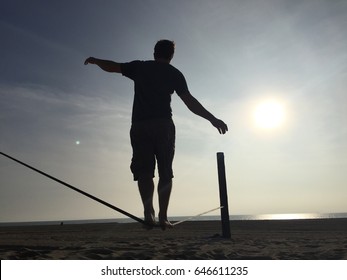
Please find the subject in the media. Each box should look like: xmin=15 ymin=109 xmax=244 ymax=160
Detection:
xmin=85 ymin=40 xmax=228 ymax=229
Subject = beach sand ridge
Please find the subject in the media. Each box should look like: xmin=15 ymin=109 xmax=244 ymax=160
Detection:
xmin=1 ymin=219 xmax=346 ymax=259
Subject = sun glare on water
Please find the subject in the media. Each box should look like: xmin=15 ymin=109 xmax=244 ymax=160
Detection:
xmin=254 ymin=100 xmax=286 ymax=129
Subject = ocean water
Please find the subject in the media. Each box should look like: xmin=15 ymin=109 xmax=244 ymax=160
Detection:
xmin=1 ymin=212 xmax=347 ymax=227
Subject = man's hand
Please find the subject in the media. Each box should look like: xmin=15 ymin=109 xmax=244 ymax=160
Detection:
xmin=84 ymin=57 xmax=96 ymax=65
xmin=211 ymin=118 xmax=228 ymax=134
xmin=84 ymin=57 xmax=121 ymax=73
xmin=179 ymin=92 xmax=228 ymax=134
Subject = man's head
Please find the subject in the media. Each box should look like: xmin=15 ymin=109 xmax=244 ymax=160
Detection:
xmin=154 ymin=40 xmax=175 ymax=62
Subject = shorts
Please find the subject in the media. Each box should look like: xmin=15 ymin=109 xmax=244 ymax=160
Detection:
xmin=130 ymin=119 xmax=175 ymax=181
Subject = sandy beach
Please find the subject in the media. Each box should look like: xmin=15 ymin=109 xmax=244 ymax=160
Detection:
xmin=0 ymin=218 xmax=346 ymax=260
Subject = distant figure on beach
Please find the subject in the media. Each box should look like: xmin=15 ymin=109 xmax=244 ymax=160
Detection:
xmin=84 ymin=40 xmax=228 ymax=230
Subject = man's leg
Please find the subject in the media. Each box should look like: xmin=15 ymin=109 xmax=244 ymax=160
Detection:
xmin=155 ymin=119 xmax=175 ymax=230
xmin=158 ymin=178 xmax=173 ymax=229
xmin=138 ymin=176 xmax=155 ymax=226
xmin=130 ymin=122 xmax=156 ymax=226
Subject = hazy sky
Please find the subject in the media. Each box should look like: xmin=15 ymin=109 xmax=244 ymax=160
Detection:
xmin=1 ymin=0 xmax=347 ymax=222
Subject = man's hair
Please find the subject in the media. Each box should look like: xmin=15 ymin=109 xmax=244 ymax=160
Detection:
xmin=154 ymin=40 xmax=175 ymax=60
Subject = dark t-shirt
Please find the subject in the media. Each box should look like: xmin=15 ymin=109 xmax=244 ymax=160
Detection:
xmin=121 ymin=60 xmax=189 ymax=123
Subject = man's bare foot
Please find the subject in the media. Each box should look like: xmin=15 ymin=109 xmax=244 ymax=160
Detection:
xmin=143 ymin=219 xmax=156 ymax=230
xmin=143 ymin=210 xmax=156 ymax=230
xmin=159 ymin=215 xmax=173 ymax=231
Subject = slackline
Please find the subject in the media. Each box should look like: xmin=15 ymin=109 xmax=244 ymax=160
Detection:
xmin=1 ymin=151 xmax=221 ymax=227
xmin=0 ymin=151 xmax=147 ymax=226
xmin=172 ymin=206 xmax=223 ymax=226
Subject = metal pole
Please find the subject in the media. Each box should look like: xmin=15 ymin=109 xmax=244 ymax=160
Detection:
xmin=216 ymin=152 xmax=231 ymax=238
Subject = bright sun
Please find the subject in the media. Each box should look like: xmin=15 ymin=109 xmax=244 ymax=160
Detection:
xmin=254 ymin=100 xmax=285 ymax=129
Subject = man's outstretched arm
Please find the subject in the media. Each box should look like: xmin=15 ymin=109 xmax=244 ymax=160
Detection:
xmin=179 ymin=92 xmax=228 ymax=134
xmin=84 ymin=57 xmax=121 ymax=73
